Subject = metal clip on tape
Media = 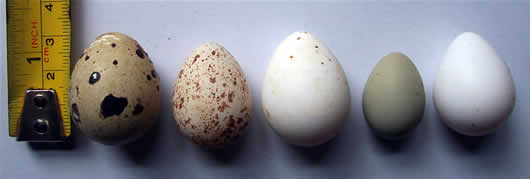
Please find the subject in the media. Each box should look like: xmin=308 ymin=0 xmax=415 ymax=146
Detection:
xmin=17 ymin=89 xmax=66 ymax=142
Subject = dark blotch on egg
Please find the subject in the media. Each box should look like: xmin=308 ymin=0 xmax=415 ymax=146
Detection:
xmin=135 ymin=44 xmax=148 ymax=59
xmin=88 ymin=72 xmax=101 ymax=84
xmin=151 ymin=70 xmax=157 ymax=78
xmin=132 ymin=104 xmax=144 ymax=115
xmin=136 ymin=49 xmax=145 ymax=59
xmin=100 ymin=94 xmax=128 ymax=118
xmin=147 ymin=75 xmax=152 ymax=81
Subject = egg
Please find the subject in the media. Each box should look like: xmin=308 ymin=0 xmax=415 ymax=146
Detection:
xmin=262 ymin=32 xmax=350 ymax=147
xmin=434 ymin=32 xmax=516 ymax=136
xmin=362 ymin=52 xmax=425 ymax=140
xmin=70 ymin=32 xmax=160 ymax=145
xmin=172 ymin=42 xmax=252 ymax=148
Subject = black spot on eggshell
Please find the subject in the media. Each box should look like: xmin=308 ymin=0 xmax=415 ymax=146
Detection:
xmin=111 ymin=43 xmax=116 ymax=48
xmin=136 ymin=49 xmax=145 ymax=59
xmin=71 ymin=103 xmax=80 ymax=124
xmin=88 ymin=72 xmax=101 ymax=84
xmin=135 ymin=44 xmax=148 ymax=59
xmin=113 ymin=60 xmax=118 ymax=65
xmin=151 ymin=70 xmax=157 ymax=78
xmin=132 ymin=104 xmax=144 ymax=115
xmin=100 ymin=94 xmax=128 ymax=118
xmin=85 ymin=55 xmax=90 ymax=61
xmin=147 ymin=75 xmax=152 ymax=81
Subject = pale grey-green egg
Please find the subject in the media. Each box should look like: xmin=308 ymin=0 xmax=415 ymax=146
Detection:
xmin=362 ymin=52 xmax=425 ymax=140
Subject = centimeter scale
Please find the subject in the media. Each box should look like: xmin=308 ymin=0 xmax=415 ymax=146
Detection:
xmin=6 ymin=0 xmax=71 ymax=141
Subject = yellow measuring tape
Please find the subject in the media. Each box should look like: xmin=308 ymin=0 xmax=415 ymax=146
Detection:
xmin=7 ymin=0 xmax=71 ymax=139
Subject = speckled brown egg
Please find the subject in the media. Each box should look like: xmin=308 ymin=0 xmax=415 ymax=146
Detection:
xmin=70 ymin=32 xmax=160 ymax=145
xmin=172 ymin=42 xmax=252 ymax=148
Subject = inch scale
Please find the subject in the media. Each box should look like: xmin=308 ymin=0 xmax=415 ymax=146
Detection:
xmin=7 ymin=0 xmax=71 ymax=141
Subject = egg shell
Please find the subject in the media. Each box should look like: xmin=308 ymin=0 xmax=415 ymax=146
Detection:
xmin=262 ymin=32 xmax=350 ymax=147
xmin=172 ymin=42 xmax=252 ymax=148
xmin=363 ymin=52 xmax=425 ymax=140
xmin=434 ymin=32 xmax=516 ymax=136
xmin=70 ymin=32 xmax=160 ymax=145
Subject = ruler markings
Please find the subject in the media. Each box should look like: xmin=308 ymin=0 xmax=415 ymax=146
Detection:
xmin=43 ymin=35 xmax=69 ymax=37
xmin=43 ymin=69 xmax=68 ymax=72
xmin=7 ymin=0 xmax=71 ymax=137
xmin=40 ymin=0 xmax=44 ymax=88
xmin=14 ymin=52 xmax=42 ymax=55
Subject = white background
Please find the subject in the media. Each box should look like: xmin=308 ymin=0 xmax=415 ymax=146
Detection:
xmin=1 ymin=0 xmax=530 ymax=178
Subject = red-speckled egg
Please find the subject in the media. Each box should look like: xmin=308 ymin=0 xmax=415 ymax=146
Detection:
xmin=172 ymin=42 xmax=252 ymax=148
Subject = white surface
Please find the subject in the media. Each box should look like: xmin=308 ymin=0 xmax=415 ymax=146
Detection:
xmin=1 ymin=0 xmax=530 ymax=178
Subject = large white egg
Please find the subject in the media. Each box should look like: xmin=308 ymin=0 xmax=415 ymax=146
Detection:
xmin=262 ymin=32 xmax=350 ymax=147
xmin=434 ymin=32 xmax=516 ymax=136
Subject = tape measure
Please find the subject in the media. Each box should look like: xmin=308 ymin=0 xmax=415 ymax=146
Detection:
xmin=7 ymin=0 xmax=71 ymax=141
